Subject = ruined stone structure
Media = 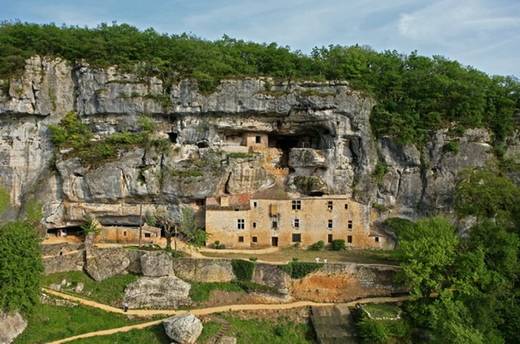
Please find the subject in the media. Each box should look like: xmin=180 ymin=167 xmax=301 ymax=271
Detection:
xmin=206 ymin=191 xmax=391 ymax=249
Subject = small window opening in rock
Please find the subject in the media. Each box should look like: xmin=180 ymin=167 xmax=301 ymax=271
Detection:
xmin=197 ymin=141 xmax=209 ymax=148
xmin=345 ymin=203 xmax=348 ymax=210
xmin=253 ymin=222 xmax=257 ymax=228
xmin=375 ymin=236 xmax=380 ymax=243
xmin=255 ymin=135 xmax=261 ymax=144
xmin=168 ymin=132 xmax=178 ymax=143
xmin=144 ymin=232 xmax=151 ymax=238
xmin=238 ymin=236 xmax=244 ymax=243
xmin=347 ymin=235 xmax=352 ymax=243
xmin=195 ymin=199 xmax=205 ymax=206
xmin=59 ymin=251 xmax=63 ymax=256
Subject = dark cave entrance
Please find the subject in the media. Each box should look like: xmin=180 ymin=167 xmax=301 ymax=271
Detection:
xmin=167 ymin=132 xmax=178 ymax=143
xmin=47 ymin=226 xmax=84 ymax=237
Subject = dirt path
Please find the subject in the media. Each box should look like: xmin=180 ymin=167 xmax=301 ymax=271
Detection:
xmin=45 ymin=288 xmax=410 ymax=343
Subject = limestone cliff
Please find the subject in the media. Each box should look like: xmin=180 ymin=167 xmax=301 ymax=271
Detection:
xmin=0 ymin=56 xmax=502 ymax=228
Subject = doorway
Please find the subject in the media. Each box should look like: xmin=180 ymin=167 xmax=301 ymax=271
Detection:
xmin=271 ymin=236 xmax=279 ymax=247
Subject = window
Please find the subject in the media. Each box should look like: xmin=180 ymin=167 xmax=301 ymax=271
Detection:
xmin=375 ymin=236 xmax=380 ymax=243
xmin=252 ymin=236 xmax=258 ymax=243
xmin=328 ymin=234 xmax=333 ymax=243
xmin=144 ymin=233 xmax=151 ymax=238
xmin=234 ymin=208 xmax=240 ymax=211
xmin=238 ymin=236 xmax=244 ymax=243
xmin=255 ymin=135 xmax=261 ymax=144
xmin=292 ymin=200 xmax=301 ymax=210
xmin=195 ymin=199 xmax=205 ymax=206
xmin=123 ymin=231 xmax=127 ymax=237
xmin=327 ymin=201 xmax=333 ymax=211
xmin=253 ymin=201 xmax=258 ymax=208
xmin=328 ymin=219 xmax=333 ymax=229
xmin=348 ymin=220 xmax=353 ymax=229
xmin=345 ymin=203 xmax=349 ymax=210
xmin=272 ymin=221 xmax=278 ymax=229
xmin=253 ymin=222 xmax=257 ymax=228
xmin=237 ymin=219 xmax=245 ymax=229
xmin=347 ymin=235 xmax=352 ymax=244
xmin=293 ymin=218 xmax=300 ymax=228
xmin=292 ymin=233 xmax=301 ymax=242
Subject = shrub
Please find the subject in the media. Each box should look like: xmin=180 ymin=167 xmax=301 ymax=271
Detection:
xmin=0 ymin=221 xmax=43 ymax=313
xmin=0 ymin=184 xmax=10 ymax=215
xmin=231 ymin=259 xmax=255 ymax=281
xmin=249 ymin=257 xmax=258 ymax=262
xmin=373 ymin=162 xmax=389 ymax=185
xmin=279 ymin=261 xmax=323 ymax=279
xmin=442 ymin=141 xmax=460 ymax=154
xmin=308 ymin=240 xmax=325 ymax=251
xmin=330 ymin=239 xmax=346 ymax=251
xmin=357 ymin=318 xmax=389 ymax=344
xmin=212 ymin=241 xmax=226 ymax=249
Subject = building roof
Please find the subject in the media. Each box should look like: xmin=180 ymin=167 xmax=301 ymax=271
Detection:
xmin=251 ymin=185 xmax=290 ymax=200
xmin=206 ymin=193 xmax=251 ymax=211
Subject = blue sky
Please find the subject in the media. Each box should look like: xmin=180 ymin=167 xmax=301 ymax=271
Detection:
xmin=1 ymin=0 xmax=519 ymax=77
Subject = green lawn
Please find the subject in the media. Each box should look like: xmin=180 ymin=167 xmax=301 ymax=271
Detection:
xmin=203 ymin=247 xmax=397 ymax=265
xmin=68 ymin=316 xmax=314 ymax=344
xmin=43 ymin=271 xmax=138 ymax=306
xmin=14 ymin=302 xmax=141 ymax=344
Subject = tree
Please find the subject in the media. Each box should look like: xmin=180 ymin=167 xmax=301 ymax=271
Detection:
xmin=0 ymin=221 xmax=43 ymax=313
xmin=154 ymin=209 xmax=178 ymax=252
xmin=179 ymin=207 xmax=208 ymax=247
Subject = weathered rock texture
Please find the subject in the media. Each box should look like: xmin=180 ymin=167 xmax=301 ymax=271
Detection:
xmin=0 ymin=56 xmax=507 ymax=229
xmin=163 ymin=314 xmax=203 ymax=344
xmin=140 ymin=251 xmax=174 ymax=277
xmin=172 ymin=258 xmax=235 ymax=282
xmin=0 ymin=312 xmax=27 ymax=344
xmin=85 ymin=248 xmax=130 ymax=281
xmin=123 ymin=276 xmax=191 ymax=309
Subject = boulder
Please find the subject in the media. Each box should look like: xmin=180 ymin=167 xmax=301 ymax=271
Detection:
xmin=85 ymin=248 xmax=130 ymax=281
xmin=252 ymin=263 xmax=291 ymax=294
xmin=163 ymin=314 xmax=203 ymax=344
xmin=0 ymin=312 xmax=27 ymax=344
xmin=124 ymin=276 xmax=191 ymax=309
xmin=172 ymin=258 xmax=235 ymax=282
xmin=140 ymin=251 xmax=174 ymax=277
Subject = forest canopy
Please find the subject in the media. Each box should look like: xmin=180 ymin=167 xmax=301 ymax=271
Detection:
xmin=0 ymin=21 xmax=519 ymax=146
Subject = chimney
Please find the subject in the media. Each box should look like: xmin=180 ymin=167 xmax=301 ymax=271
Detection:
xmin=220 ymin=196 xmax=229 ymax=207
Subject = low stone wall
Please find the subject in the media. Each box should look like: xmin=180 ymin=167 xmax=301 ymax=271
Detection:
xmin=172 ymin=258 xmax=235 ymax=283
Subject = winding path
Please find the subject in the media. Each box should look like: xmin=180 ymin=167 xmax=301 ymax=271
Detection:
xmin=44 ymin=288 xmax=410 ymax=343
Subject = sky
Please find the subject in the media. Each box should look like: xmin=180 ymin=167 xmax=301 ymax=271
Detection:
xmin=1 ymin=0 xmax=519 ymax=77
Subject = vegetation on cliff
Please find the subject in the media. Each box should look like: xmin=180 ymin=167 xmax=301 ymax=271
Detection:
xmin=1 ymin=22 xmax=518 ymax=147
xmin=392 ymin=167 xmax=520 ymax=343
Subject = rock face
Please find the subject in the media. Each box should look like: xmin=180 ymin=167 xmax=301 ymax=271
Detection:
xmin=163 ymin=314 xmax=203 ymax=344
xmin=172 ymin=258 xmax=235 ymax=283
xmin=140 ymin=251 xmax=174 ymax=277
xmin=0 ymin=311 xmax=27 ymax=344
xmin=85 ymin=248 xmax=130 ymax=281
xmin=252 ymin=263 xmax=291 ymax=294
xmin=123 ymin=276 xmax=191 ymax=308
xmin=0 ymin=56 xmax=507 ymax=228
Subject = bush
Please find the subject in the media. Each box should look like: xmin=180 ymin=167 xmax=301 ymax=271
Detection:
xmin=0 ymin=184 xmax=10 ymax=215
xmin=357 ymin=318 xmax=389 ymax=344
xmin=279 ymin=261 xmax=323 ymax=279
xmin=442 ymin=141 xmax=460 ymax=154
xmin=0 ymin=221 xmax=43 ymax=313
xmin=212 ymin=241 xmax=226 ymax=249
xmin=330 ymin=239 xmax=346 ymax=251
xmin=231 ymin=259 xmax=255 ymax=281
xmin=309 ymin=240 xmax=325 ymax=251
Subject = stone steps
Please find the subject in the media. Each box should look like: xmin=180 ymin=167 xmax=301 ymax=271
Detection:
xmin=311 ymin=305 xmax=358 ymax=344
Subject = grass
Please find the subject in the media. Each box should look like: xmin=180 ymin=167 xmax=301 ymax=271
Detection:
xmin=363 ymin=303 xmax=401 ymax=319
xmin=14 ymin=302 xmax=140 ymax=344
xmin=42 ymin=271 xmax=138 ymax=306
xmin=67 ymin=316 xmax=314 ymax=344
xmin=189 ymin=281 xmax=279 ymax=303
xmin=70 ymin=325 xmax=171 ymax=344
xmin=204 ymin=247 xmax=398 ymax=265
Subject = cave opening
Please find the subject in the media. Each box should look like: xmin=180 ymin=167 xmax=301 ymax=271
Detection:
xmin=167 ymin=132 xmax=178 ymax=143
xmin=46 ymin=226 xmax=84 ymax=237
xmin=268 ymin=128 xmax=331 ymax=167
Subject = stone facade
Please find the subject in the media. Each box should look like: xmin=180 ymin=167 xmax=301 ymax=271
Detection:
xmin=205 ymin=192 xmax=392 ymax=249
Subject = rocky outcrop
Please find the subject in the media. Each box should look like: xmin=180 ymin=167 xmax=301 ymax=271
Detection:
xmin=85 ymin=248 xmax=130 ymax=281
xmin=163 ymin=314 xmax=203 ymax=344
xmin=43 ymin=249 xmax=84 ymax=274
xmin=123 ymin=276 xmax=191 ymax=309
xmin=172 ymin=258 xmax=234 ymax=283
xmin=0 ymin=56 xmax=505 ymax=228
xmin=140 ymin=251 xmax=174 ymax=277
xmin=0 ymin=311 xmax=26 ymax=344
xmin=252 ymin=263 xmax=291 ymax=294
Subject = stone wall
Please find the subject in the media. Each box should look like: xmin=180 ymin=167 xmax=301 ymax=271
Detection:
xmin=43 ymin=250 xmax=84 ymax=274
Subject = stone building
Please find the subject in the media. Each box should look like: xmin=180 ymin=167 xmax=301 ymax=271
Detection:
xmin=205 ymin=189 xmax=392 ymax=249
